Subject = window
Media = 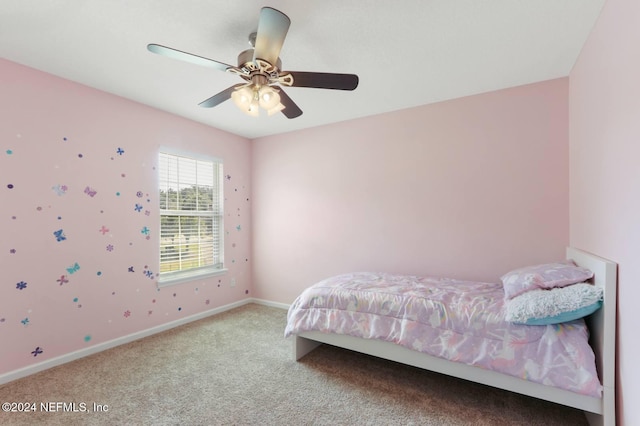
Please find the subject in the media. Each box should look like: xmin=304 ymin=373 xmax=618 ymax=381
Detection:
xmin=158 ymin=150 xmax=225 ymax=286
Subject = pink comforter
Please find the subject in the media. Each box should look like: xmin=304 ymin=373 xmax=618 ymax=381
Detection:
xmin=285 ymin=272 xmax=602 ymax=397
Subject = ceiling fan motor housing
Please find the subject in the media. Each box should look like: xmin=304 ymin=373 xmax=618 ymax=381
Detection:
xmin=237 ymin=49 xmax=282 ymax=75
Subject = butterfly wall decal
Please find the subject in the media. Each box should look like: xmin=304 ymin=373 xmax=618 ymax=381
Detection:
xmin=84 ymin=186 xmax=97 ymax=197
xmin=53 ymin=229 xmax=67 ymax=242
xmin=66 ymin=263 xmax=80 ymax=275
xmin=53 ymin=229 xmax=66 ymax=242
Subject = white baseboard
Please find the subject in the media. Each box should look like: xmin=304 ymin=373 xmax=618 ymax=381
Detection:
xmin=249 ymin=297 xmax=290 ymax=310
xmin=0 ymin=298 xmax=253 ymax=386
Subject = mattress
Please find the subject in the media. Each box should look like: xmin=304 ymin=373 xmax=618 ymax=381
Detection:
xmin=285 ymin=272 xmax=602 ymax=397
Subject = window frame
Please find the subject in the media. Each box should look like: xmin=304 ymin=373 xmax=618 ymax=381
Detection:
xmin=157 ymin=148 xmax=226 ymax=287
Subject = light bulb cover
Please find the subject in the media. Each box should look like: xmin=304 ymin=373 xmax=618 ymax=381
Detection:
xmin=259 ymin=86 xmax=281 ymax=110
xmin=231 ymin=86 xmax=254 ymax=109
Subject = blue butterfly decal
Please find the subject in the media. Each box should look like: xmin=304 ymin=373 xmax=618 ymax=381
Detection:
xmin=66 ymin=262 xmax=80 ymax=275
xmin=53 ymin=229 xmax=66 ymax=242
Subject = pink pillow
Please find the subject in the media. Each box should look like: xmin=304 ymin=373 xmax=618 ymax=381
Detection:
xmin=501 ymin=260 xmax=594 ymax=300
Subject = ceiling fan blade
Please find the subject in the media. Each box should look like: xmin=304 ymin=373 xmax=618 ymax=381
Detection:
xmin=198 ymin=84 xmax=245 ymax=108
xmin=278 ymin=88 xmax=303 ymax=119
xmin=147 ymin=44 xmax=235 ymax=72
xmin=252 ymin=7 xmax=291 ymax=66
xmin=281 ymin=71 xmax=359 ymax=90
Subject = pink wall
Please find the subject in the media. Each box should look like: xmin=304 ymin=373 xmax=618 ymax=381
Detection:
xmin=569 ymin=0 xmax=640 ymax=424
xmin=251 ymin=78 xmax=570 ymax=304
xmin=0 ymin=59 xmax=251 ymax=375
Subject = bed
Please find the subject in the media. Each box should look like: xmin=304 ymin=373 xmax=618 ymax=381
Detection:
xmin=285 ymin=247 xmax=617 ymax=426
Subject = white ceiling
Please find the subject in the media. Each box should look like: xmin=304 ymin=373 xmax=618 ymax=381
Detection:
xmin=1 ymin=1 xmax=605 ymax=139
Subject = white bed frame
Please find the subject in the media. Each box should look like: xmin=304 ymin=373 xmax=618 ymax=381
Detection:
xmin=292 ymin=247 xmax=617 ymax=426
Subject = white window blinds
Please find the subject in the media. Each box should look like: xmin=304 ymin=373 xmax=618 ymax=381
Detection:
xmin=158 ymin=151 xmax=224 ymax=284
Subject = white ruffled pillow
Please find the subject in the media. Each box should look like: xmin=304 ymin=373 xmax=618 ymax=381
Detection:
xmin=505 ymin=283 xmax=603 ymax=325
xmin=501 ymin=260 xmax=594 ymax=300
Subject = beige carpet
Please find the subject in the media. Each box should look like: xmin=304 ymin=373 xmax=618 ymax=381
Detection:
xmin=0 ymin=304 xmax=587 ymax=425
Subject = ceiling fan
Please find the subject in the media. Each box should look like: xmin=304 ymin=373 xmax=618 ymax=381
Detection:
xmin=147 ymin=7 xmax=359 ymax=119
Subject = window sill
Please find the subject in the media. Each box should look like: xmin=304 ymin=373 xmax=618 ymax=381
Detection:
xmin=157 ymin=267 xmax=228 ymax=288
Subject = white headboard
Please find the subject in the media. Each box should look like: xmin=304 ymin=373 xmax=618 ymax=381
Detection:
xmin=566 ymin=247 xmax=617 ymax=426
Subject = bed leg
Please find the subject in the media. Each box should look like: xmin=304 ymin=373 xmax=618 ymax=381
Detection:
xmin=294 ymin=336 xmax=321 ymax=360
xmin=584 ymin=385 xmax=615 ymax=426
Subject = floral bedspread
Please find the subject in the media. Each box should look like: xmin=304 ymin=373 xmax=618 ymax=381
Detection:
xmin=285 ymin=272 xmax=602 ymax=397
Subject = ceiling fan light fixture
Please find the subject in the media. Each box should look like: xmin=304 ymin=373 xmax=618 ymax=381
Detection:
xmin=258 ymin=86 xmax=281 ymax=110
xmin=231 ymin=85 xmax=259 ymax=117
xmin=231 ymin=85 xmax=253 ymax=107
xmin=231 ymin=83 xmax=286 ymax=117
